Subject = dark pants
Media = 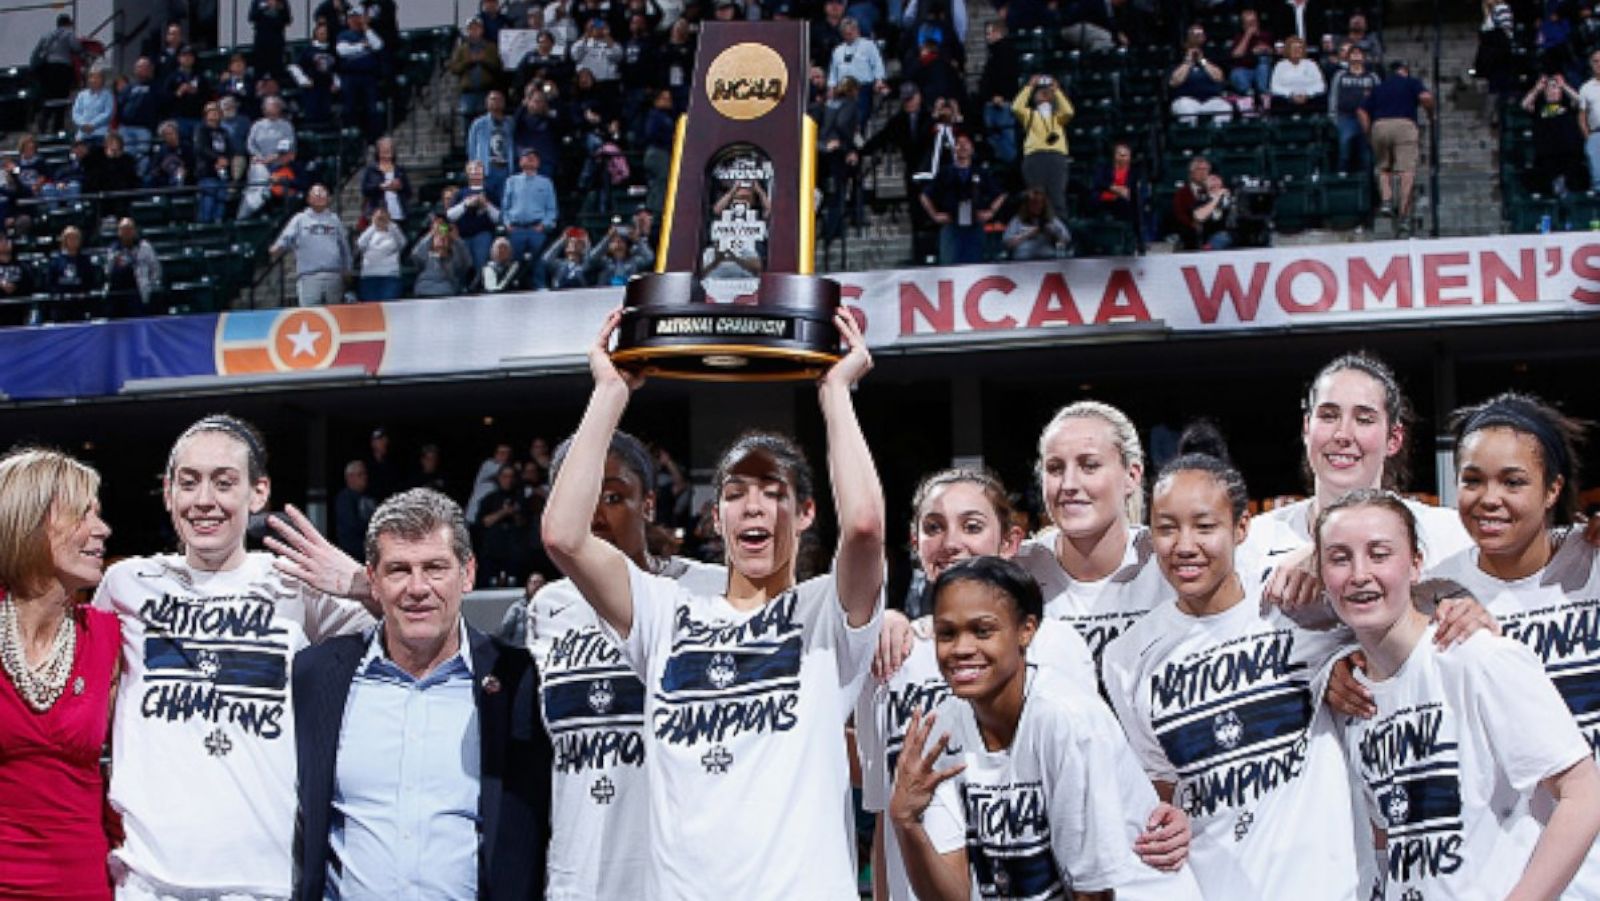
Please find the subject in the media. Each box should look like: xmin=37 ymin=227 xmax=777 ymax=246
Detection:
xmin=341 ymin=73 xmax=382 ymax=140
xmin=359 ymin=274 xmax=402 ymax=300
xmin=1022 ymin=151 xmax=1070 ymax=220
xmin=939 ymin=223 xmax=985 ymax=264
xmin=37 ymin=62 xmax=74 ymax=132
xmin=507 ymin=226 xmax=548 ymax=289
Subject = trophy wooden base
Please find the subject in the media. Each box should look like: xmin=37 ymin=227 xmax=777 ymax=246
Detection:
xmin=612 ymin=272 xmax=842 ymax=382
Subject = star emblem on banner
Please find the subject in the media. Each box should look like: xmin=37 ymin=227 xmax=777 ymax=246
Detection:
xmin=591 ymin=776 xmax=617 ymax=805
xmin=701 ymin=745 xmax=733 ymax=774
xmin=286 ymin=320 xmax=323 ymax=358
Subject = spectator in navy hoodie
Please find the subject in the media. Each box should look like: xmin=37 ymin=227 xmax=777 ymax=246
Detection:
xmin=920 ymin=133 xmax=1005 ymax=264
xmin=117 ymin=58 xmax=163 ymax=169
xmin=154 ymin=23 xmax=185 ymax=79
xmin=478 ymin=0 xmax=515 ymax=41
xmin=335 ymin=8 xmax=384 ymax=140
xmin=45 ymin=226 xmax=96 ymax=318
xmin=161 ymin=45 xmax=212 ymax=143
xmin=513 ymin=87 xmax=564 ymax=178
xmin=448 ymin=160 xmax=503 ymax=271
xmin=215 ymin=53 xmax=256 ymax=113
xmin=250 ymin=0 xmax=293 ymax=78
xmin=291 ymin=22 xmax=341 ymax=126
xmin=195 ymin=103 xmax=235 ymax=223
xmin=0 ymin=161 xmax=29 ymax=236
xmin=0 ymin=235 xmax=35 ymax=323
xmin=148 ymin=120 xmax=195 ymax=189
xmin=87 ymin=132 xmax=141 ymax=218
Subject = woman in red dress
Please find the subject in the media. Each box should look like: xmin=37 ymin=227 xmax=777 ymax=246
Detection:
xmin=0 ymin=448 xmax=118 ymax=900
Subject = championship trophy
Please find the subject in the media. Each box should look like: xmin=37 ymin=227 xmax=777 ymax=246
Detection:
xmin=611 ymin=22 xmax=843 ymax=381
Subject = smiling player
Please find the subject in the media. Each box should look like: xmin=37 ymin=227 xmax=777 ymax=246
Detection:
xmin=94 ymin=415 xmax=375 ymax=900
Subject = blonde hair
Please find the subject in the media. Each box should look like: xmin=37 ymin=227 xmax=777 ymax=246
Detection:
xmin=1037 ymin=400 xmax=1146 ymax=523
xmin=0 ymin=448 xmax=100 ymax=597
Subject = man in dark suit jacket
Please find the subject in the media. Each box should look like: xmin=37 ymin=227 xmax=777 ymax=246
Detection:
xmin=292 ymin=487 xmax=550 ymax=900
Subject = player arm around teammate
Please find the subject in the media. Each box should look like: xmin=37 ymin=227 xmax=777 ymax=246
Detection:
xmin=1318 ymin=491 xmax=1600 ymax=901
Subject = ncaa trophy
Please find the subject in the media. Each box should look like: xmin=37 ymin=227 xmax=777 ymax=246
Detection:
xmin=611 ymin=21 xmax=843 ymax=381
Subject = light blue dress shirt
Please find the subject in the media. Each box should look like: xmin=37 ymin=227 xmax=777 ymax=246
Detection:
xmin=71 ymin=88 xmax=114 ymax=139
xmin=328 ymin=621 xmax=480 ymax=900
xmin=500 ymin=172 xmax=559 ymax=228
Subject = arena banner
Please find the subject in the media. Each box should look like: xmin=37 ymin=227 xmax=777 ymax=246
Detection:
xmin=1 ymin=232 xmax=1598 ymax=402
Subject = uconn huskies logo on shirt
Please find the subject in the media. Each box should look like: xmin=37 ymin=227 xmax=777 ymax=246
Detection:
xmin=543 ymin=626 xmax=647 ymax=774
xmin=1354 ymin=702 xmax=1464 ymax=887
xmin=587 ymin=679 xmax=616 ymax=714
xmin=1384 ymin=786 xmax=1410 ymax=827
xmin=707 ymin=653 xmax=738 ymax=689
xmin=1213 ymin=710 xmax=1244 ymax=750
xmin=1148 ymin=629 xmax=1314 ymax=819
xmin=653 ymin=592 xmax=805 ymax=754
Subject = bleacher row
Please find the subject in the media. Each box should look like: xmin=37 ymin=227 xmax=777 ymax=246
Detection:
xmin=0 ymin=3 xmax=1404 ymax=320
xmin=994 ymin=12 xmax=1376 ymax=254
xmin=1498 ymin=97 xmax=1600 ymax=234
xmin=0 ymin=27 xmax=459 ymax=321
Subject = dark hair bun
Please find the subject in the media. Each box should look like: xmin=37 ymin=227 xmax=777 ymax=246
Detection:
xmin=1176 ymin=419 xmax=1231 ymax=464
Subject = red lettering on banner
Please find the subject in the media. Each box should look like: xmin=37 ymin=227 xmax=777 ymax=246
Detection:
xmin=840 ymin=285 xmax=868 ymax=332
xmin=1094 ymin=270 xmax=1151 ymax=323
xmin=1422 ymin=253 xmax=1471 ymax=306
xmin=1275 ymin=260 xmax=1337 ymax=314
xmin=1479 ymin=249 xmax=1537 ymax=304
xmin=1348 ymin=256 xmax=1413 ymax=311
xmin=1183 ymin=263 xmax=1269 ymax=323
xmin=964 ymin=276 xmax=1018 ymax=330
xmin=1570 ymin=245 xmax=1600 ymax=304
xmin=900 ymin=281 xmax=954 ymax=334
xmin=1026 ymin=273 xmax=1086 ymax=327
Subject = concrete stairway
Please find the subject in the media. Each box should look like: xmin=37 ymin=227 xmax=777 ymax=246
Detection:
xmin=1380 ymin=17 xmax=1502 ymax=237
xmin=813 ymin=10 xmax=997 ymax=273
xmin=240 ymin=67 xmax=461 ymax=307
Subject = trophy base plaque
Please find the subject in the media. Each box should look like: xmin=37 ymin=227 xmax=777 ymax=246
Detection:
xmin=613 ymin=271 xmax=842 ymax=382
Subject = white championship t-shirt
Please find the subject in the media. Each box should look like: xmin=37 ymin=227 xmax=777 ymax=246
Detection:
xmin=855 ymin=620 xmax=1096 ymax=901
xmin=1343 ymin=627 xmax=1590 ymax=900
xmin=529 ymin=557 xmax=726 ymax=901
xmin=1426 ymin=536 xmax=1600 ymax=898
xmin=1013 ymin=526 xmax=1173 ymax=666
xmin=922 ymin=666 xmax=1204 ymax=900
xmin=606 ymin=563 xmax=882 ymax=899
xmin=1239 ymin=497 xmax=1472 ymax=589
xmin=1101 ymin=590 xmax=1360 ymax=899
xmin=94 ymin=552 xmax=374 ymax=896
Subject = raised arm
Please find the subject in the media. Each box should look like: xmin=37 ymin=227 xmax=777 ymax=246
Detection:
xmin=541 ymin=309 xmax=646 ymax=636
xmin=819 ymin=311 xmax=885 ymax=627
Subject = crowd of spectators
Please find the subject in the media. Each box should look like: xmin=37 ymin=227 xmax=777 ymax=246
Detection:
xmin=1 ymin=0 xmax=1443 ymax=315
xmin=331 ymin=430 xmax=694 ymax=589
